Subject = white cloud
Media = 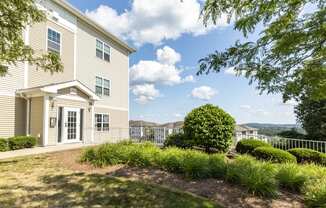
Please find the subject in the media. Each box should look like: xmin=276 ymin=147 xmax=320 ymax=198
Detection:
xmin=86 ymin=0 xmax=228 ymax=46
xmin=157 ymin=46 xmax=181 ymax=65
xmin=130 ymin=46 xmax=193 ymax=86
xmin=225 ymin=67 xmax=237 ymax=76
xmin=191 ymin=86 xmax=217 ymax=100
xmin=279 ymin=99 xmax=298 ymax=106
xmin=131 ymin=84 xmax=160 ymax=104
xmin=174 ymin=113 xmax=183 ymax=118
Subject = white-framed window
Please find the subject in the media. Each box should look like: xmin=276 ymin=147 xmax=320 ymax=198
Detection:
xmin=95 ymin=113 xmax=109 ymax=131
xmin=95 ymin=76 xmax=111 ymax=96
xmin=96 ymin=39 xmax=111 ymax=62
xmin=47 ymin=28 xmax=61 ymax=54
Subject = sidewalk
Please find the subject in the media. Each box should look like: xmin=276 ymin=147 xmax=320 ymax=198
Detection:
xmin=0 ymin=143 xmax=96 ymax=160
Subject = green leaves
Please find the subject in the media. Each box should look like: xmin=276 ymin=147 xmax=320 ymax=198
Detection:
xmin=0 ymin=0 xmax=63 ymax=77
xmin=199 ymin=0 xmax=326 ymax=102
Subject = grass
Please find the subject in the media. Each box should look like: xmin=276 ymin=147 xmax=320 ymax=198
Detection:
xmin=82 ymin=142 xmax=326 ymax=207
xmin=0 ymin=154 xmax=220 ymax=208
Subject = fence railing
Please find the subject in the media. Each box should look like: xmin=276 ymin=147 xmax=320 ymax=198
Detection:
xmin=88 ymin=127 xmax=326 ymax=153
xmin=240 ymin=134 xmax=326 ymax=153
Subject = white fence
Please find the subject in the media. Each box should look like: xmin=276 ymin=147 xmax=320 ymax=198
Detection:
xmin=91 ymin=127 xmax=326 ymax=153
xmin=242 ymin=134 xmax=326 ymax=153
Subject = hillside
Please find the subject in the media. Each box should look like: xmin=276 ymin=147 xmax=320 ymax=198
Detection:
xmin=129 ymin=120 xmax=304 ymax=136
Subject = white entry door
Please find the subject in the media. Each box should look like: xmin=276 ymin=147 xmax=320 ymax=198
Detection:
xmin=63 ymin=107 xmax=80 ymax=143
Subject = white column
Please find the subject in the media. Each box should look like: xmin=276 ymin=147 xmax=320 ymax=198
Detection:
xmin=43 ymin=96 xmax=49 ymax=146
xmin=26 ymin=98 xmax=30 ymax=135
xmin=90 ymin=105 xmax=95 ymax=143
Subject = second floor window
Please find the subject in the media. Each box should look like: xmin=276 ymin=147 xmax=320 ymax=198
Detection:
xmin=96 ymin=39 xmax=111 ymax=62
xmin=95 ymin=76 xmax=111 ymax=96
xmin=48 ymin=28 xmax=61 ymax=54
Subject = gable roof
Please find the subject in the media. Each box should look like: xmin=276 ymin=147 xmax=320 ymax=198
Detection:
xmin=17 ymin=80 xmax=100 ymax=101
xmin=52 ymin=0 xmax=136 ymax=54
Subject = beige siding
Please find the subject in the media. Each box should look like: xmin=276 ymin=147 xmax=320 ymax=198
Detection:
xmin=28 ymin=20 xmax=75 ymax=87
xmin=0 ymin=63 xmax=25 ymax=94
xmin=0 ymin=96 xmax=26 ymax=138
xmin=76 ymin=20 xmax=129 ymax=110
xmin=94 ymin=107 xmax=129 ymax=143
xmin=30 ymin=97 xmax=44 ymax=145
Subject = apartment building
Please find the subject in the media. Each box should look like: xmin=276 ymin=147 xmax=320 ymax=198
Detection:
xmin=0 ymin=0 xmax=135 ymax=145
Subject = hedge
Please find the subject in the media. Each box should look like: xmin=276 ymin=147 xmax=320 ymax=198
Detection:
xmin=8 ymin=136 xmax=37 ymax=150
xmin=163 ymin=133 xmax=192 ymax=149
xmin=0 ymin=138 xmax=8 ymax=152
xmin=252 ymin=146 xmax=297 ymax=163
xmin=288 ymin=148 xmax=326 ymax=166
xmin=235 ymin=139 xmax=271 ymax=154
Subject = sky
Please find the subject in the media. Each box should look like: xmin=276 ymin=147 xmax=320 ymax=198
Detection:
xmin=67 ymin=0 xmax=297 ymax=124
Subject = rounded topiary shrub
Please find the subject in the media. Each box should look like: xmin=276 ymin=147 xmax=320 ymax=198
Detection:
xmin=183 ymin=104 xmax=235 ymax=153
xmin=164 ymin=133 xmax=191 ymax=149
xmin=235 ymin=139 xmax=271 ymax=154
xmin=288 ymin=148 xmax=326 ymax=166
xmin=252 ymin=146 xmax=297 ymax=163
xmin=0 ymin=138 xmax=8 ymax=152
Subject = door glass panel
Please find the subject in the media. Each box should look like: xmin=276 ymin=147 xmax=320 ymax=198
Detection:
xmin=67 ymin=111 xmax=77 ymax=140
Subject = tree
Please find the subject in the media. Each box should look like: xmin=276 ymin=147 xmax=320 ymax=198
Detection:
xmin=183 ymin=104 xmax=235 ymax=152
xmin=295 ymin=97 xmax=326 ymax=141
xmin=0 ymin=0 xmax=63 ymax=77
xmin=198 ymin=0 xmax=325 ymax=102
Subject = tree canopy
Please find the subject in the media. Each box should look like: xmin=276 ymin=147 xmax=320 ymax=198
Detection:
xmin=198 ymin=0 xmax=325 ymax=102
xmin=0 ymin=0 xmax=63 ymax=77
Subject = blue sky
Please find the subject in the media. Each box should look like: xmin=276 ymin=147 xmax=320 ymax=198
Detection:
xmin=68 ymin=0 xmax=296 ymax=124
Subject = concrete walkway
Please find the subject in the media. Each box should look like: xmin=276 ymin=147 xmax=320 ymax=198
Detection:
xmin=0 ymin=143 xmax=96 ymax=160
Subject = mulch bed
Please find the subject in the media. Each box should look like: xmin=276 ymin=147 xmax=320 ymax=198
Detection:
xmin=49 ymin=148 xmax=304 ymax=208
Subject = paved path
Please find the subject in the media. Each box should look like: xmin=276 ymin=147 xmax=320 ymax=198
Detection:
xmin=0 ymin=143 xmax=96 ymax=160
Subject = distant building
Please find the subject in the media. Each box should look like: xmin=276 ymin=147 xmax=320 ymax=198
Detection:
xmin=235 ymin=125 xmax=258 ymax=142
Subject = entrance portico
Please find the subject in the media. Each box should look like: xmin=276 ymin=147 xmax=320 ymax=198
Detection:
xmin=16 ymin=80 xmax=100 ymax=146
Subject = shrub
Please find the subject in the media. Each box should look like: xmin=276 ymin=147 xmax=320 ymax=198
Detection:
xmin=209 ymin=154 xmax=227 ymax=178
xmin=164 ymin=133 xmax=192 ymax=149
xmin=156 ymin=147 xmax=186 ymax=173
xmin=252 ymin=146 xmax=297 ymax=163
xmin=127 ymin=142 xmax=161 ymax=167
xmin=182 ymin=149 xmax=210 ymax=179
xmin=183 ymin=104 xmax=235 ymax=153
xmin=288 ymin=148 xmax=326 ymax=166
xmin=235 ymin=139 xmax=271 ymax=154
xmin=226 ymin=155 xmax=278 ymax=197
xmin=304 ymin=178 xmax=326 ymax=208
xmin=276 ymin=163 xmax=307 ymax=192
xmin=0 ymin=138 xmax=8 ymax=152
xmin=8 ymin=136 xmax=36 ymax=150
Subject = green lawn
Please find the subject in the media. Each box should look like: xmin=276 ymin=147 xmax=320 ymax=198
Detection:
xmin=0 ymin=154 xmax=220 ymax=208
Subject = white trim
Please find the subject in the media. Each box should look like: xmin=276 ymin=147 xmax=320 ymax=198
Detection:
xmin=47 ymin=16 xmax=76 ymax=33
xmin=127 ymin=56 xmax=130 ymax=122
xmin=23 ymin=25 xmax=30 ymax=88
xmin=91 ymin=105 xmax=95 ymax=143
xmin=46 ymin=26 xmax=62 ymax=55
xmin=18 ymin=80 xmax=101 ymax=101
xmin=55 ymin=94 xmax=88 ymax=102
xmin=43 ymin=96 xmax=50 ymax=146
xmin=94 ymin=105 xmax=128 ymax=112
xmin=73 ymin=27 xmax=77 ymax=79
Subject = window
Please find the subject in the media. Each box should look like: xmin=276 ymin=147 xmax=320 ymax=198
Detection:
xmin=95 ymin=114 xmax=109 ymax=131
xmin=95 ymin=76 xmax=111 ymax=96
xmin=47 ymin=28 xmax=61 ymax=54
xmin=96 ymin=39 xmax=110 ymax=62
